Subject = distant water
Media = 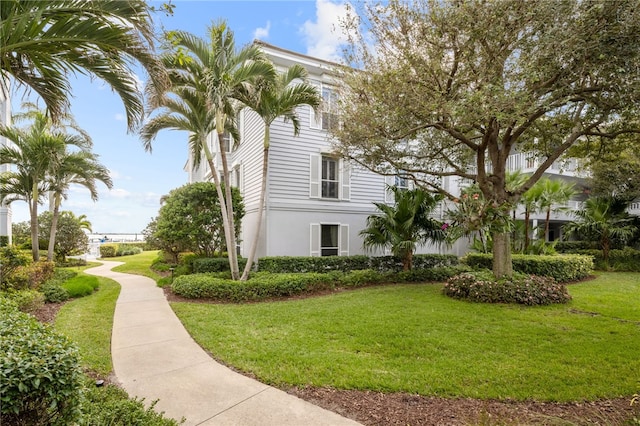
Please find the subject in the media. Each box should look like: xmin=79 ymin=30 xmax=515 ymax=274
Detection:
xmin=87 ymin=233 xmax=144 ymax=243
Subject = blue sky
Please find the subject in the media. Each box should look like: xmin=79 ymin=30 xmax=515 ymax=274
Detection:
xmin=9 ymin=0 xmax=350 ymax=234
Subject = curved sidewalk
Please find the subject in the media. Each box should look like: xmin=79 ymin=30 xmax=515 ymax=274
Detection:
xmin=86 ymin=261 xmax=361 ymax=426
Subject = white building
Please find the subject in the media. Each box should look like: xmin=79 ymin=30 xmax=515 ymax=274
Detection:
xmin=185 ymin=42 xmax=621 ymax=259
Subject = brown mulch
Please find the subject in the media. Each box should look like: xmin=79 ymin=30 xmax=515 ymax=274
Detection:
xmin=31 ymin=289 xmax=638 ymax=426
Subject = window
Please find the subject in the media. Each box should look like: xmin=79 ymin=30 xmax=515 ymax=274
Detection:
xmin=310 ymin=154 xmax=350 ymax=200
xmin=322 ymin=156 xmax=339 ymax=199
xmin=320 ymin=225 xmax=339 ymax=256
xmin=310 ymin=223 xmax=349 ymax=257
xmin=385 ymin=171 xmax=412 ymax=203
xmin=310 ymin=85 xmax=339 ymax=130
xmin=394 ymin=172 xmax=409 ymax=191
xmin=220 ymin=131 xmax=232 ymax=153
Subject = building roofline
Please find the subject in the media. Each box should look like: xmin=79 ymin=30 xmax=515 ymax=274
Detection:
xmin=252 ymin=40 xmax=343 ymax=78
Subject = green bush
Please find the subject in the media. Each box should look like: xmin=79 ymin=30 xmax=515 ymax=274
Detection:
xmin=0 ymin=246 xmax=30 ymax=289
xmin=116 ymin=245 xmax=143 ymax=256
xmin=555 ymin=240 xmax=599 ymax=252
xmin=568 ymin=247 xmax=640 ymax=272
xmin=0 ymin=299 xmax=83 ymax=425
xmin=79 ymin=380 xmax=181 ymax=425
xmin=338 ymin=269 xmax=388 ymax=287
xmin=396 ymin=264 xmax=473 ymax=282
xmin=257 ymin=254 xmax=459 ymax=273
xmin=463 ymin=253 xmax=593 ymax=282
xmin=5 ymin=261 xmax=56 ymax=291
xmin=1 ymin=289 xmax=45 ymax=313
xmin=99 ymin=244 xmax=118 ymax=258
xmin=193 ymin=257 xmax=248 ymax=273
xmin=172 ymin=272 xmax=336 ymax=302
xmin=41 ymin=282 xmax=70 ymax=303
xmin=443 ymin=270 xmax=572 ymax=305
xmin=62 ymin=275 xmax=99 ymax=298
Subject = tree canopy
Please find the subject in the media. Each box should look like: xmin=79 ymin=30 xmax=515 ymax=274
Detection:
xmin=336 ymin=0 xmax=640 ymax=277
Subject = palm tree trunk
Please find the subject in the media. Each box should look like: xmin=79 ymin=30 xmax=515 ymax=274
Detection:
xmin=524 ymin=209 xmax=530 ymax=252
xmin=218 ymin=131 xmax=239 ymax=280
xmin=241 ymin=128 xmax=269 ymax=281
xmin=47 ymin=194 xmax=61 ymax=261
xmin=544 ymin=208 xmax=551 ymax=242
xmin=29 ymin=187 xmax=40 ymax=261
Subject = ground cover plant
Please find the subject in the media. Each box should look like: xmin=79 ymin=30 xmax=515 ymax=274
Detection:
xmin=171 ymin=272 xmax=640 ymax=402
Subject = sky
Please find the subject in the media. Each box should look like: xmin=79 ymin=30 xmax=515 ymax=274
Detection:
xmin=8 ymin=0 xmax=351 ymax=235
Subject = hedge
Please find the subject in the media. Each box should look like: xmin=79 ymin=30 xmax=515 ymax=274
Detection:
xmin=0 ymin=299 xmax=83 ymax=425
xmin=99 ymin=244 xmax=118 ymax=258
xmin=463 ymin=253 xmax=593 ymax=282
xmin=257 ymin=254 xmax=459 ymax=273
xmin=568 ymin=247 xmax=640 ymax=272
xmin=192 ymin=257 xmax=248 ymax=273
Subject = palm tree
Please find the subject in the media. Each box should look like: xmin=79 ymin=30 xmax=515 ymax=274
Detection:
xmin=1 ymin=0 xmax=165 ymax=129
xmin=0 ymin=114 xmax=65 ymax=260
xmin=144 ymin=22 xmax=274 ymax=279
xmin=520 ymin=180 xmax=544 ymax=252
xmin=46 ymin=150 xmax=112 ymax=261
xmin=76 ymin=214 xmax=93 ymax=233
xmin=537 ymin=178 xmax=577 ymax=242
xmin=564 ymin=197 xmax=637 ymax=269
xmin=360 ymin=186 xmax=446 ymax=271
xmin=236 ymin=64 xmax=320 ymax=280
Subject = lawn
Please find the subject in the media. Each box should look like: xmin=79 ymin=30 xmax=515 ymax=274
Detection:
xmin=111 ymin=250 xmax=163 ymax=282
xmin=171 ymin=272 xmax=640 ymax=402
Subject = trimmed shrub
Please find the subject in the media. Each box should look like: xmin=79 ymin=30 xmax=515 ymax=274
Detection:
xmin=99 ymin=244 xmax=118 ymax=258
xmin=555 ymin=241 xmax=599 ymax=252
xmin=463 ymin=253 xmax=593 ymax=282
xmin=42 ymin=282 xmax=70 ymax=303
xmin=1 ymin=289 xmax=45 ymax=313
xmin=172 ymin=272 xmax=336 ymax=302
xmin=62 ymin=275 xmax=99 ymax=298
xmin=79 ymin=380 xmax=181 ymax=425
xmin=443 ymin=270 xmax=572 ymax=305
xmin=0 ymin=299 xmax=83 ymax=425
xmin=568 ymin=247 xmax=640 ymax=272
xmin=396 ymin=264 xmax=473 ymax=283
xmin=192 ymin=257 xmax=248 ymax=273
xmin=5 ymin=261 xmax=55 ymax=291
xmin=257 ymin=254 xmax=459 ymax=273
xmin=338 ymin=269 xmax=389 ymax=287
xmin=116 ymin=245 xmax=143 ymax=256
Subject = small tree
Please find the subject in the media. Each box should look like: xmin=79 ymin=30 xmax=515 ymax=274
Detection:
xmin=150 ymin=182 xmax=244 ymax=259
xmin=38 ymin=211 xmax=89 ymax=262
xmin=564 ymin=197 xmax=637 ymax=268
xmin=360 ymin=186 xmax=445 ymax=271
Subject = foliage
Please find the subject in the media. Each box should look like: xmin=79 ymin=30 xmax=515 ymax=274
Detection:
xmin=463 ymin=253 xmax=593 ymax=283
xmin=443 ymin=271 xmax=571 ymax=305
xmin=79 ymin=381 xmax=181 ymax=426
xmin=62 ymin=275 xmax=99 ymax=298
xmin=564 ymin=196 xmax=638 ymax=268
xmin=4 ymin=260 xmax=55 ymax=291
xmin=10 ymin=221 xmax=30 ymax=247
xmin=193 ymin=257 xmax=248 ymax=273
xmin=100 ymin=244 xmax=118 ymax=258
xmin=38 ymin=211 xmax=89 ymax=262
xmin=147 ymin=182 xmax=244 ymax=258
xmin=0 ymin=289 xmax=45 ymax=314
xmin=116 ymin=245 xmax=143 ymax=257
xmin=555 ymin=241 xmax=599 ymax=252
xmin=171 ymin=272 xmax=337 ymax=302
xmin=41 ymin=282 xmax=70 ymax=303
xmin=0 ymin=299 xmax=83 ymax=426
xmin=257 ymin=254 xmax=459 ymax=274
xmin=361 ymin=186 xmax=446 ymax=270
xmin=0 ymin=0 xmax=165 ymax=128
xmin=336 ymin=0 xmax=640 ymax=278
xmin=0 ymin=245 xmax=30 ymax=289
xmin=568 ymin=248 xmax=640 ymax=272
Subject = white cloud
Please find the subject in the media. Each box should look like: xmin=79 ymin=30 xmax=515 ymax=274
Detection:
xmin=253 ymin=21 xmax=271 ymax=40
xmin=114 ymin=113 xmax=125 ymax=121
xmin=301 ymin=0 xmax=349 ymax=62
xmin=107 ymin=188 xmax=132 ymax=199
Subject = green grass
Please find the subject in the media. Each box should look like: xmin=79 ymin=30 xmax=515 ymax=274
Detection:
xmin=111 ymin=250 xmax=163 ymax=282
xmin=62 ymin=275 xmax=100 ymax=297
xmin=171 ymin=272 xmax=640 ymax=402
xmin=54 ymin=273 xmax=120 ymax=375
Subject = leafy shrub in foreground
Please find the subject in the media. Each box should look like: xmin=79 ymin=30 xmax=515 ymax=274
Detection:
xmin=4 ymin=261 xmax=55 ymax=291
xmin=463 ymin=253 xmax=593 ymax=282
xmin=443 ymin=270 xmax=571 ymax=305
xmin=1 ymin=289 xmax=45 ymax=313
xmin=79 ymin=380 xmax=181 ymax=425
xmin=42 ymin=282 xmax=70 ymax=303
xmin=0 ymin=299 xmax=83 ymax=425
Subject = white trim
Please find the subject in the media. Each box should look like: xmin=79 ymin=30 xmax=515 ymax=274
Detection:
xmin=340 ymin=159 xmax=351 ymax=201
xmin=309 ymin=153 xmax=321 ymax=198
xmin=339 ymin=224 xmax=349 ymax=256
xmin=310 ymin=223 xmax=320 ymax=256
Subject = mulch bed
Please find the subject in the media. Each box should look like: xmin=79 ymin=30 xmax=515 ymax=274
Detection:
xmin=31 ymin=291 xmax=639 ymax=426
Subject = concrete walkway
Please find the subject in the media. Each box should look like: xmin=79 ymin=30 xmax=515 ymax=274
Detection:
xmin=86 ymin=261 xmax=362 ymax=426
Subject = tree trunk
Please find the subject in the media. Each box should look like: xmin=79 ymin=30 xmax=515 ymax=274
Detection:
xmin=492 ymin=232 xmax=513 ymax=278
xmin=29 ymin=187 xmax=39 ymax=261
xmin=47 ymin=194 xmax=61 ymax=261
xmin=524 ymin=209 xmax=530 ymax=252
xmin=601 ymin=233 xmax=611 ymax=270
xmin=218 ymin=131 xmax=239 ymax=280
xmin=403 ymin=250 xmax=413 ymax=271
xmin=544 ymin=208 xmax=551 ymax=242
xmin=241 ymin=128 xmax=270 ymax=281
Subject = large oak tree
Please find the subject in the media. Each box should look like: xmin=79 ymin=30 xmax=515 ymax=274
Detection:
xmin=335 ymin=0 xmax=640 ymax=277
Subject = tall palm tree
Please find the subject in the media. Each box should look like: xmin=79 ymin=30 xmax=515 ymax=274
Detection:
xmin=564 ymin=197 xmax=636 ymax=269
xmin=236 ymin=64 xmax=320 ymax=280
xmin=537 ymin=178 xmax=577 ymax=242
xmin=361 ymin=186 xmax=446 ymax=271
xmin=1 ymin=0 xmax=165 ymax=129
xmin=46 ymin=150 xmax=112 ymax=261
xmin=145 ymin=22 xmax=274 ymax=279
